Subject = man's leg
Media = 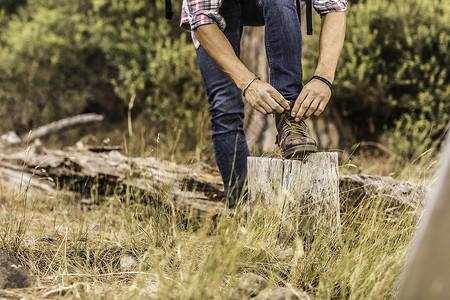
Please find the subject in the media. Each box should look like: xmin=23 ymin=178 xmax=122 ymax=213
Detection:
xmin=243 ymin=0 xmax=303 ymax=101
xmin=262 ymin=0 xmax=303 ymax=101
xmin=244 ymin=0 xmax=317 ymax=157
xmin=195 ymin=0 xmax=249 ymax=207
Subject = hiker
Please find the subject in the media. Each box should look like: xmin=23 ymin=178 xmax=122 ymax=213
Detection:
xmin=180 ymin=0 xmax=347 ymax=206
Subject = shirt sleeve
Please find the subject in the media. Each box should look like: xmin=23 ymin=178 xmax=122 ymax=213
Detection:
xmin=313 ymin=0 xmax=347 ymax=15
xmin=180 ymin=0 xmax=226 ymax=32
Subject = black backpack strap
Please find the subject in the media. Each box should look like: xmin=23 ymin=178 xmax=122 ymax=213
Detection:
xmin=306 ymin=0 xmax=313 ymax=35
xmin=296 ymin=0 xmax=313 ymax=35
xmin=165 ymin=0 xmax=174 ymax=19
xmin=296 ymin=0 xmax=301 ymax=20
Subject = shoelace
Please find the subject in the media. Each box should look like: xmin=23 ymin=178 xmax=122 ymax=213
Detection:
xmin=281 ymin=114 xmax=307 ymax=136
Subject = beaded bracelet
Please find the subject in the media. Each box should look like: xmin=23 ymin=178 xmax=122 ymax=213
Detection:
xmin=242 ymin=76 xmax=261 ymax=98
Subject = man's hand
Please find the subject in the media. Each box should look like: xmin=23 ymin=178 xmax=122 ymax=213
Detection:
xmin=291 ymin=78 xmax=331 ymax=121
xmin=244 ymin=79 xmax=290 ymax=115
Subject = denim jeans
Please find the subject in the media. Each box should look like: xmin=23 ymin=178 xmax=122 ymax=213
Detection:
xmin=196 ymin=0 xmax=303 ymax=207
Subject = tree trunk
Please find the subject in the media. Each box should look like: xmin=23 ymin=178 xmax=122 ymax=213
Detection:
xmin=0 ymin=116 xmax=426 ymax=219
xmin=397 ymin=127 xmax=450 ymax=299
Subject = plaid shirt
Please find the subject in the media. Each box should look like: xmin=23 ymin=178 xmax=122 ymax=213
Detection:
xmin=180 ymin=0 xmax=347 ymax=48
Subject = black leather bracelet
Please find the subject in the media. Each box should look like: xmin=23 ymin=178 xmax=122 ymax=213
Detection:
xmin=311 ymin=75 xmax=333 ymax=92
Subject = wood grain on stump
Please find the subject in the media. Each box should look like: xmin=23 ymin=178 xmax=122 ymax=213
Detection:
xmin=247 ymin=153 xmax=340 ymax=238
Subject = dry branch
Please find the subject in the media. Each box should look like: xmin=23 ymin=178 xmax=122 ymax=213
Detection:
xmin=23 ymin=113 xmax=104 ymax=143
xmin=0 ymin=113 xmax=104 ymax=146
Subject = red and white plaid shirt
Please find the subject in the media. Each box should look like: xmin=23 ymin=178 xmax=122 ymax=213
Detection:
xmin=180 ymin=0 xmax=347 ymax=48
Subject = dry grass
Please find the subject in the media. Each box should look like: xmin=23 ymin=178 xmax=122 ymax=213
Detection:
xmin=0 ymin=126 xmax=436 ymax=299
xmin=0 ymin=151 xmax=426 ymax=299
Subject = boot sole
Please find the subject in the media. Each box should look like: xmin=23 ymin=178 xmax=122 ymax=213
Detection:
xmin=283 ymin=144 xmax=317 ymax=159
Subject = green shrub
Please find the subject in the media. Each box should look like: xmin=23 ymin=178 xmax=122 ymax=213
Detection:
xmin=303 ymin=0 xmax=450 ymax=157
xmin=0 ymin=0 xmax=207 ymax=151
xmin=91 ymin=0 xmax=207 ymax=130
xmin=0 ymin=0 xmax=115 ymax=132
xmin=0 ymin=0 xmax=27 ymax=15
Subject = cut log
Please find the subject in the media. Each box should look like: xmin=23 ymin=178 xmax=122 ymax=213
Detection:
xmin=0 ymin=141 xmax=426 ymax=218
xmin=0 ymin=114 xmax=428 ymax=220
xmin=0 ymin=134 xmax=427 ymax=219
xmin=247 ymin=153 xmax=340 ymax=238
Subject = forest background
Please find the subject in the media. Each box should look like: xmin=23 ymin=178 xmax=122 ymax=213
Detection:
xmin=0 ymin=0 xmax=448 ymax=166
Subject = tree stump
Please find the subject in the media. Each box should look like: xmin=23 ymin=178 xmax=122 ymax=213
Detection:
xmin=247 ymin=153 xmax=340 ymax=239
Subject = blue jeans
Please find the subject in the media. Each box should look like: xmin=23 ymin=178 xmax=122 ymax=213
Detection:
xmin=196 ymin=0 xmax=303 ymax=207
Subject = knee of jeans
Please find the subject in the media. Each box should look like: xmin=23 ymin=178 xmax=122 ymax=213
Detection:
xmin=210 ymin=111 xmax=245 ymax=134
xmin=209 ymin=97 xmax=245 ymax=134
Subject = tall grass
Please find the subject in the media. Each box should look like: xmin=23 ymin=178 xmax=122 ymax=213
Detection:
xmin=0 ymin=163 xmax=420 ymax=299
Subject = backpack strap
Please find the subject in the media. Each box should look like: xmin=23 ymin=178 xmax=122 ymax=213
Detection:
xmin=296 ymin=0 xmax=313 ymax=35
xmin=306 ymin=0 xmax=312 ymax=35
xmin=165 ymin=0 xmax=173 ymax=19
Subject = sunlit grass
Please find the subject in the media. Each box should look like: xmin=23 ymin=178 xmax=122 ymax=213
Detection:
xmin=0 ymin=122 xmax=433 ymax=298
xmin=0 ymin=159 xmax=422 ymax=299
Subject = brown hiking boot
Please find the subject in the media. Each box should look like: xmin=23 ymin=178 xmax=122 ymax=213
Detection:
xmin=276 ymin=113 xmax=317 ymax=158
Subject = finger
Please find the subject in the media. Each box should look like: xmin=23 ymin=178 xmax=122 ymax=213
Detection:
xmin=259 ymin=101 xmax=273 ymax=114
xmin=254 ymin=105 xmax=267 ymax=115
xmin=268 ymin=87 xmax=290 ymax=111
xmin=261 ymin=94 xmax=285 ymax=114
xmin=304 ymin=98 xmax=322 ymax=119
xmin=295 ymin=94 xmax=315 ymax=121
xmin=313 ymin=100 xmax=327 ymax=117
xmin=292 ymin=89 xmax=308 ymax=117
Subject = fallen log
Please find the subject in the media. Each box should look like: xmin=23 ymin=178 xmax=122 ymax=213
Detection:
xmin=0 ymin=142 xmax=226 ymax=216
xmin=0 ymin=140 xmax=427 ymax=217
xmin=339 ymin=174 xmax=427 ymax=212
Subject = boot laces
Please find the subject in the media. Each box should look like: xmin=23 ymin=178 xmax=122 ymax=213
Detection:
xmin=282 ymin=114 xmax=307 ymax=136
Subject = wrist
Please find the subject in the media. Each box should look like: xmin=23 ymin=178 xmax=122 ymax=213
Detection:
xmin=242 ymin=76 xmax=261 ymax=97
xmin=311 ymin=75 xmax=333 ymax=92
xmin=313 ymin=65 xmax=335 ymax=83
xmin=237 ymin=73 xmax=257 ymax=91
xmin=313 ymin=72 xmax=334 ymax=84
